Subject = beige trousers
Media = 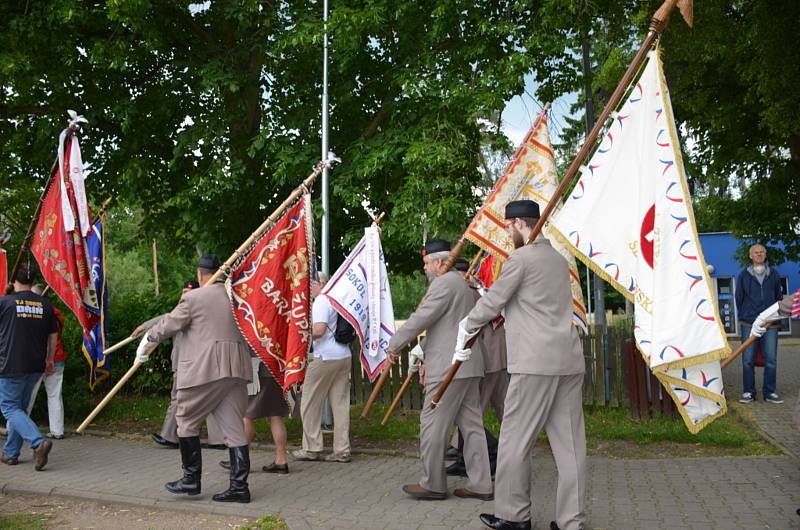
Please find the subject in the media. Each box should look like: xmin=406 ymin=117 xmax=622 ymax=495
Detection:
xmin=494 ymin=373 xmax=586 ymax=529
xmin=450 ymin=369 xmax=509 ymax=448
xmin=300 ymin=357 xmax=351 ymax=455
xmin=420 ymin=377 xmax=492 ymax=494
xmin=176 ymin=378 xmax=248 ymax=447
xmin=161 ymin=371 xmax=223 ymax=445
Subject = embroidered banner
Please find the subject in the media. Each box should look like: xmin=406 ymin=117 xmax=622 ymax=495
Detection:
xmin=227 ymin=195 xmax=313 ymax=391
xmin=81 ymin=217 xmax=110 ymax=389
xmin=323 ymin=225 xmax=396 ymax=381
xmin=465 ymin=112 xmax=587 ymax=332
xmin=31 ymin=130 xmax=99 ymax=332
xmin=549 ymin=48 xmax=729 ymax=432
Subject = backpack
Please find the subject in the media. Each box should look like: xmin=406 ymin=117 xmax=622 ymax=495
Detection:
xmin=333 ymin=313 xmax=357 ymax=344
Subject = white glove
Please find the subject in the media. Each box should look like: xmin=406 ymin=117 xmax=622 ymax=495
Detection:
xmin=755 ymin=302 xmax=783 ymax=327
xmin=455 ymin=317 xmax=479 ymax=351
xmin=751 ymin=323 xmax=767 ymax=337
xmin=452 ymin=347 xmax=471 ymax=364
xmin=135 ymin=334 xmax=159 ymax=364
xmin=408 ymin=344 xmax=424 ymax=373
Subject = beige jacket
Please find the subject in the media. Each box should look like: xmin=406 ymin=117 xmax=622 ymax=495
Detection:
xmin=148 ymin=282 xmax=252 ymax=389
xmin=466 ymin=236 xmax=584 ymax=376
xmin=389 ymin=270 xmax=484 ymax=383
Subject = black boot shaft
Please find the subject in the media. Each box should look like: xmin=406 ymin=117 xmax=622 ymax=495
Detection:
xmin=165 ymin=436 xmax=202 ymax=496
xmin=212 ymin=445 xmax=250 ymax=503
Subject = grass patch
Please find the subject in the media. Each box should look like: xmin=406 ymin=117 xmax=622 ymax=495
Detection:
xmin=242 ymin=515 xmax=288 ymax=530
xmin=0 ymin=514 xmax=49 ymax=530
xmin=73 ymin=396 xmax=779 ymax=457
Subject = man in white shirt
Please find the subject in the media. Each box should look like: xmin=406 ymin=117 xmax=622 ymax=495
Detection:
xmin=292 ymin=273 xmax=353 ymax=463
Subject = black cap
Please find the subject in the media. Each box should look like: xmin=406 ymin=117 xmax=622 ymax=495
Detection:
xmin=183 ymin=279 xmax=200 ymax=289
xmin=198 ymin=253 xmax=221 ymax=270
xmin=422 ymin=238 xmax=451 ymax=256
xmin=454 ymin=258 xmax=469 ymax=272
xmin=505 ymin=199 xmax=540 ymax=220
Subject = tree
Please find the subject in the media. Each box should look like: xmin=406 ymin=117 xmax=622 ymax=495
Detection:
xmin=0 ymin=0 xmax=593 ymax=273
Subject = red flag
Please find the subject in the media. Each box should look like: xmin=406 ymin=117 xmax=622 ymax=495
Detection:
xmin=476 ymin=252 xmax=498 ymax=289
xmin=227 ymin=195 xmax=313 ymax=391
xmin=0 ymin=247 xmax=6 ymax=291
xmin=31 ymin=131 xmax=99 ymax=331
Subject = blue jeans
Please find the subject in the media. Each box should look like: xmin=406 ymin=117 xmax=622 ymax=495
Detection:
xmin=741 ymin=325 xmax=779 ymax=396
xmin=0 ymin=373 xmax=45 ymax=459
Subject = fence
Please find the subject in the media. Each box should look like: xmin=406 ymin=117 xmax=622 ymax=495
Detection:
xmin=349 ymin=324 xmax=677 ymax=420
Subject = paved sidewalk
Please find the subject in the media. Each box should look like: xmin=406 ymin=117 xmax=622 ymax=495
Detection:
xmin=722 ymin=341 xmax=800 ymax=457
xmin=1 ymin=435 xmax=799 ymax=529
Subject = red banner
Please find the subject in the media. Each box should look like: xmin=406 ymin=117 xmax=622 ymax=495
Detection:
xmin=227 ymin=195 xmax=313 ymax=391
xmin=30 ymin=133 xmax=99 ymax=332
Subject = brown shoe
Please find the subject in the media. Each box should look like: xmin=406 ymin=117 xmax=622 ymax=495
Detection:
xmin=454 ymin=487 xmax=493 ymax=501
xmin=402 ymin=483 xmax=446 ymax=500
xmin=262 ymin=462 xmax=289 ymax=474
xmin=33 ymin=440 xmax=52 ymax=471
xmin=1 ymin=453 xmax=19 ymax=465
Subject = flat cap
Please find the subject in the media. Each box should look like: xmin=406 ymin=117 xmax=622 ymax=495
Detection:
xmin=198 ymin=253 xmax=221 ymax=270
xmin=422 ymin=238 xmax=451 ymax=256
xmin=505 ymin=199 xmax=540 ymax=220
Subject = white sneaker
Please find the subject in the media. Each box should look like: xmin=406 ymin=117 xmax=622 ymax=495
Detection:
xmin=765 ymin=393 xmax=784 ymax=404
xmin=739 ymin=392 xmax=755 ymax=403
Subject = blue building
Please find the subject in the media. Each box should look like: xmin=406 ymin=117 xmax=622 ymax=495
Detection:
xmin=699 ymin=232 xmax=799 ymax=337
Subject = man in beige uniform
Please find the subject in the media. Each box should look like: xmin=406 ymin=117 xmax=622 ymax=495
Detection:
xmin=137 ymin=254 xmax=253 ymax=503
xmin=459 ymin=200 xmax=586 ymax=530
xmin=134 ymin=279 xmax=224 ymax=450
xmin=388 ymin=239 xmax=492 ymax=501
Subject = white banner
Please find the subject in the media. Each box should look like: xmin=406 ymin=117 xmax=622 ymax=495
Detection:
xmin=324 ymin=225 xmax=396 ymax=381
xmin=549 ymin=48 xmax=730 ymax=433
xmin=57 ymin=129 xmax=91 ymax=236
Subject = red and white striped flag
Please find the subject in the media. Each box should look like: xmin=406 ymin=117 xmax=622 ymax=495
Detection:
xmin=791 ymin=289 xmax=800 ymax=319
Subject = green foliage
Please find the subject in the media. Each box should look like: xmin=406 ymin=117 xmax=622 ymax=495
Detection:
xmin=388 ymin=270 xmax=428 ymax=320
xmin=242 ymin=516 xmax=289 ymax=530
xmin=0 ymin=514 xmax=49 ymax=530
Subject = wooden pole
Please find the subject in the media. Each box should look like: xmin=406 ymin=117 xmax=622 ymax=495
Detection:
xmin=720 ymin=323 xmax=776 ymax=370
xmin=381 ymin=361 xmax=419 ymax=426
xmin=361 ymin=364 xmax=391 ymax=417
xmin=430 ymin=0 xmax=687 ymax=410
xmin=76 ymin=162 xmax=331 ymax=433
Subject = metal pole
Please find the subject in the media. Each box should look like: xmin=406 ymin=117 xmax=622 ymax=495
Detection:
xmin=321 ymin=0 xmax=330 ymax=276
xmin=581 ymin=37 xmax=606 ymax=329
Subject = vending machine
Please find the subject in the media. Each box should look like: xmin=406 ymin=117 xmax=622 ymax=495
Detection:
xmin=714 ymin=277 xmax=737 ymax=336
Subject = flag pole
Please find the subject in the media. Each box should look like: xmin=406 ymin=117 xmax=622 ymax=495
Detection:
xmin=430 ymin=0 xmax=691 ymax=410
xmin=76 ymin=161 xmax=334 ymax=434
xmin=720 ymin=323 xmax=776 ymax=370
xmin=380 ymin=359 xmax=420 ymax=426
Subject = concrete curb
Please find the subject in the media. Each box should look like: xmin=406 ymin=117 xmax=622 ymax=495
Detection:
xmin=728 ymin=402 xmax=796 ymax=458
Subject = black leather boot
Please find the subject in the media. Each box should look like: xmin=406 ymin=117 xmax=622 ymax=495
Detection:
xmin=165 ymin=436 xmax=202 ymax=495
xmin=212 ymin=446 xmax=250 ymax=503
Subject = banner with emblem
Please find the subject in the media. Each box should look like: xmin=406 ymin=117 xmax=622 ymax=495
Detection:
xmin=227 ymin=194 xmax=313 ymax=391
xmin=549 ymin=47 xmax=730 ymax=432
xmin=465 ymin=111 xmax=587 ymax=332
xmin=323 ymin=224 xmax=396 ymax=381
xmin=81 ymin=216 xmax=110 ymax=389
xmin=31 ymin=129 xmax=99 ymax=332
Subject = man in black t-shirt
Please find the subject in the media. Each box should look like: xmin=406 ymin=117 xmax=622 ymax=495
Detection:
xmin=0 ymin=263 xmax=57 ymax=470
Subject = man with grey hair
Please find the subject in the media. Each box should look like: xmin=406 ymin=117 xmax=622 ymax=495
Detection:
xmin=388 ymin=238 xmax=492 ymax=501
xmin=735 ymin=244 xmax=784 ymax=404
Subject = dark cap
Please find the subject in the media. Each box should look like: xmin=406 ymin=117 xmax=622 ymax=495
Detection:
xmin=454 ymin=258 xmax=469 ymax=272
xmin=422 ymin=238 xmax=451 ymax=256
xmin=505 ymin=199 xmax=540 ymax=220
xmin=183 ymin=279 xmax=200 ymax=289
xmin=198 ymin=253 xmax=221 ymax=270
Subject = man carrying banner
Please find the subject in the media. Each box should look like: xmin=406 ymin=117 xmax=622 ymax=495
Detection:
xmin=134 ymin=279 xmax=225 ymax=450
xmin=388 ymin=239 xmax=492 ymax=501
xmin=136 ymin=254 xmax=253 ymax=503
xmin=457 ymin=201 xmax=586 ymax=530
